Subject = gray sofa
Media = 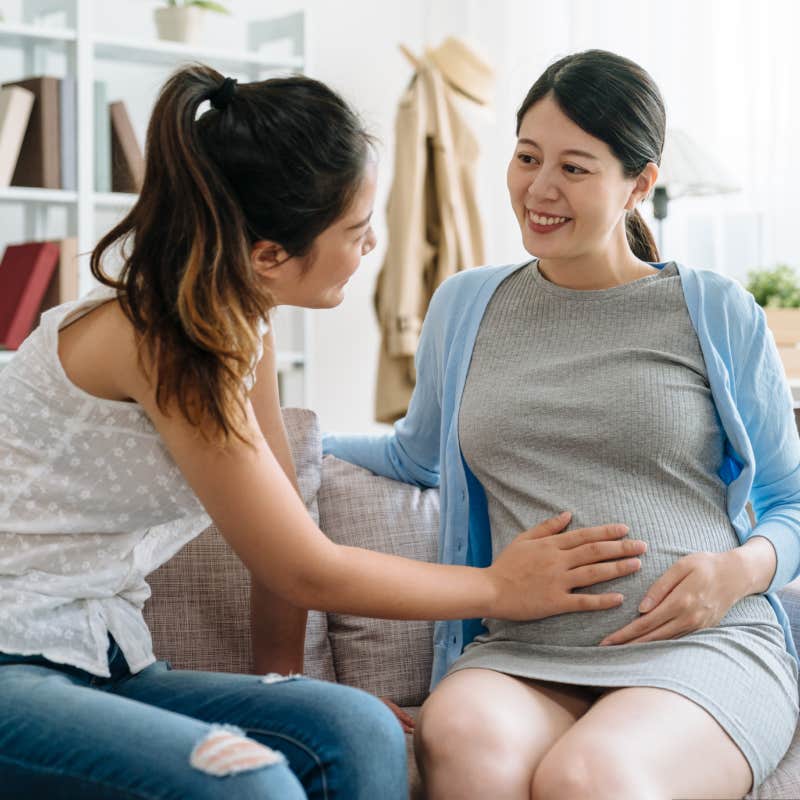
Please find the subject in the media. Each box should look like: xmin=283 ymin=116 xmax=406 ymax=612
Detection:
xmin=144 ymin=407 xmax=800 ymax=799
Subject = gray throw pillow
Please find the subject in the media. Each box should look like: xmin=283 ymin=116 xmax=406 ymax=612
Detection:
xmin=316 ymin=454 xmax=440 ymax=707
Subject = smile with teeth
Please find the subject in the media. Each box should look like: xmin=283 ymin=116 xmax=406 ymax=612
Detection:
xmin=528 ymin=211 xmax=571 ymax=226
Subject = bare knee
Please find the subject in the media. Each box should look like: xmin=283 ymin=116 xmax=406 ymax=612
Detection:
xmin=415 ymin=695 xmax=529 ymax=791
xmin=190 ymin=725 xmax=283 ymax=777
xmin=531 ymin=742 xmax=653 ymax=800
xmin=416 ymin=697 xmax=489 ymax=765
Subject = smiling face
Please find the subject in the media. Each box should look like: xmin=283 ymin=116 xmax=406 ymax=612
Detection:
xmin=251 ymin=161 xmax=378 ymax=309
xmin=507 ymin=93 xmax=653 ymax=263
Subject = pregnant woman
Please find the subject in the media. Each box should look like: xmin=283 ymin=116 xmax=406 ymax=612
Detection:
xmin=324 ymin=49 xmax=800 ymax=798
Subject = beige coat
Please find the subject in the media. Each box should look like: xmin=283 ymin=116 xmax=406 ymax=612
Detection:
xmin=374 ymin=60 xmax=485 ymax=423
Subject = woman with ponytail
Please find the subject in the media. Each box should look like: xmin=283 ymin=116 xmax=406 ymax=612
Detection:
xmin=325 ymin=50 xmax=800 ymax=797
xmin=0 ymin=62 xmax=656 ymax=799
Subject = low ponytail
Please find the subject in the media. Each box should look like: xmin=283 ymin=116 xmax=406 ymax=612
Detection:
xmin=625 ymin=208 xmax=659 ymax=262
xmin=90 ymin=63 xmax=373 ymax=446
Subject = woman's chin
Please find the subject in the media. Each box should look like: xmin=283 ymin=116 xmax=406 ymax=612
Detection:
xmin=313 ymin=288 xmax=347 ymax=309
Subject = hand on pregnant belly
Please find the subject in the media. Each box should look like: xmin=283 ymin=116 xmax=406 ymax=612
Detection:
xmin=598 ymin=550 xmax=746 ymax=646
xmin=488 ymin=511 xmax=648 ymax=620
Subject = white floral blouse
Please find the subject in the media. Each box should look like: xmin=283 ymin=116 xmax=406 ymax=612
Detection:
xmin=0 ymin=286 xmax=264 ymax=676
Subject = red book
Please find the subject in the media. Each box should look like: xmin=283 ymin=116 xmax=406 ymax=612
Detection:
xmin=0 ymin=241 xmax=61 ymax=349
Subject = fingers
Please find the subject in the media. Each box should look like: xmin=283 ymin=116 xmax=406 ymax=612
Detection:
xmin=380 ymin=696 xmax=415 ymax=733
xmin=558 ymin=523 xmax=631 ymax=548
xmin=569 ymin=557 xmax=642 ymax=588
xmin=522 ymin=511 xmax=573 ymax=540
xmin=636 ymin=561 xmax=691 ymax=613
xmin=601 ymin=616 xmax=686 ymax=646
xmin=566 ymin=538 xmax=647 ymax=568
xmin=599 ymin=567 xmax=695 ymax=644
xmin=562 ymin=591 xmax=626 ymax=612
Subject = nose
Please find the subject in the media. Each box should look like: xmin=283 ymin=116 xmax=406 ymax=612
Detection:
xmin=526 ymin=167 xmax=561 ymax=203
xmin=362 ymin=227 xmax=376 ymax=256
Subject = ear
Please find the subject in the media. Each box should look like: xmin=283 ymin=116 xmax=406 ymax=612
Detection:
xmin=251 ymin=240 xmax=291 ymax=280
xmin=625 ymin=162 xmax=659 ymax=210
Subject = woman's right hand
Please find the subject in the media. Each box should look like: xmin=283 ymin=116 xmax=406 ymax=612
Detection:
xmin=488 ymin=512 xmax=646 ymax=621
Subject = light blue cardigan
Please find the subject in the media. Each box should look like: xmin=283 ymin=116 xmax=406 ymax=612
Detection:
xmin=323 ymin=260 xmax=800 ymax=688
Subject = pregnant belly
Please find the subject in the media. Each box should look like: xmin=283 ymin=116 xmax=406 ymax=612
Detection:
xmin=485 ymin=552 xmax=669 ymax=646
xmin=483 ymin=537 xmax=775 ymax=648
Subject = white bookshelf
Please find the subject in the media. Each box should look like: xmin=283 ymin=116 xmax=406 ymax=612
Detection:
xmin=0 ymin=0 xmax=312 ymax=407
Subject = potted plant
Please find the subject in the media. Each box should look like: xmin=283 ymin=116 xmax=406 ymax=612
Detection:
xmin=746 ymin=264 xmax=800 ymax=379
xmin=154 ymin=0 xmax=230 ymax=45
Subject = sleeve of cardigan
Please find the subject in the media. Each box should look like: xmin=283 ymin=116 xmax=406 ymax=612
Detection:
xmin=322 ymin=279 xmax=448 ymax=488
xmin=735 ymin=286 xmax=800 ymax=592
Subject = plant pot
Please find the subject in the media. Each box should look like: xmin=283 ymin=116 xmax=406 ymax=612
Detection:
xmin=154 ymin=6 xmax=205 ymax=44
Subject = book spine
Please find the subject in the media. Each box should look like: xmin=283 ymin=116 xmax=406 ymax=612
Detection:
xmin=0 ymin=242 xmax=61 ymax=349
xmin=59 ymin=77 xmax=77 ymax=191
xmin=38 ymin=236 xmax=79 ymax=321
xmin=110 ymin=100 xmax=144 ymax=194
xmin=0 ymin=86 xmax=35 ymax=188
xmin=5 ymin=76 xmax=62 ymax=189
xmin=94 ymin=81 xmax=110 ymax=193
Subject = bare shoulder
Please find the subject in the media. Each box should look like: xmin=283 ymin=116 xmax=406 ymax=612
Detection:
xmin=57 ymin=296 xmax=143 ymax=403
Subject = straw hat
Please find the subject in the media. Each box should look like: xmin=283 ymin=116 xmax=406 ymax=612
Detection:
xmin=423 ymin=36 xmax=495 ymax=106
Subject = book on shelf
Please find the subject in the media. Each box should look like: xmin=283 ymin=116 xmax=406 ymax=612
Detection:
xmin=0 ymin=241 xmax=61 ymax=350
xmin=94 ymin=81 xmax=111 ymax=193
xmin=38 ymin=237 xmax=79 ymax=323
xmin=110 ymin=101 xmax=144 ymax=193
xmin=0 ymin=76 xmax=61 ymax=189
xmin=0 ymin=85 xmax=35 ymax=188
xmin=59 ymin=77 xmax=77 ymax=191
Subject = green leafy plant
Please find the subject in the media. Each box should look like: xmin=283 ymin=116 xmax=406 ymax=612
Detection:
xmin=161 ymin=0 xmax=231 ymax=13
xmin=745 ymin=265 xmax=800 ymax=308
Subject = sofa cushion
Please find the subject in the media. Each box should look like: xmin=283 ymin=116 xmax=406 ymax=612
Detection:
xmin=144 ymin=407 xmax=335 ymax=681
xmin=316 ymin=454 xmax=440 ymax=707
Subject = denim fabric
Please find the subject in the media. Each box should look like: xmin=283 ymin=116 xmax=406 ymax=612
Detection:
xmin=0 ymin=639 xmax=408 ymax=800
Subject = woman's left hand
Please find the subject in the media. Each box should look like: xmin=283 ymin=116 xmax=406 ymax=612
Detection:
xmin=598 ymin=551 xmax=747 ymax=646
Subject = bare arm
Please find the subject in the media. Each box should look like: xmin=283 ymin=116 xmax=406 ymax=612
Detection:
xmin=119 ymin=326 xmax=645 ymax=622
xmin=248 ymin=325 xmax=306 ymax=674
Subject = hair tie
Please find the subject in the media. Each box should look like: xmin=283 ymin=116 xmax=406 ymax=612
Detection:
xmin=208 ymin=76 xmax=238 ymax=110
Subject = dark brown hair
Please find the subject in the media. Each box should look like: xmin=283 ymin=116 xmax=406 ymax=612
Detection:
xmin=91 ymin=63 xmax=372 ymax=445
xmin=516 ymin=49 xmax=665 ymax=261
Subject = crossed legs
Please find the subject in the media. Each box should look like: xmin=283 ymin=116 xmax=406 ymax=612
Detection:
xmin=415 ymin=668 xmax=753 ymax=800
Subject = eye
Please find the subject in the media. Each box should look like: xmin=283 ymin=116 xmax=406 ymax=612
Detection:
xmin=564 ymin=164 xmax=588 ymax=175
xmin=517 ymin=153 xmax=537 ymax=165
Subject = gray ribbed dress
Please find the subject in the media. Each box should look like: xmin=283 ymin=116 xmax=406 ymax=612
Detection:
xmin=449 ymin=260 xmax=799 ymax=787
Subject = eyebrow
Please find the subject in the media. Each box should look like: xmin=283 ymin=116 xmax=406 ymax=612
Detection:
xmin=347 ymin=212 xmax=373 ymax=231
xmin=517 ymin=138 xmax=599 ymax=161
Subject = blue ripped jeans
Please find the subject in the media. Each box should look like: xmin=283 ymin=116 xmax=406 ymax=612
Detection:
xmin=0 ymin=638 xmax=408 ymax=800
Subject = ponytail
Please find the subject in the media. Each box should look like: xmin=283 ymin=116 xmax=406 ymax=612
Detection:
xmin=90 ymin=63 xmax=373 ymax=446
xmin=92 ymin=63 xmax=261 ymax=447
xmin=625 ymin=208 xmax=659 ymax=262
